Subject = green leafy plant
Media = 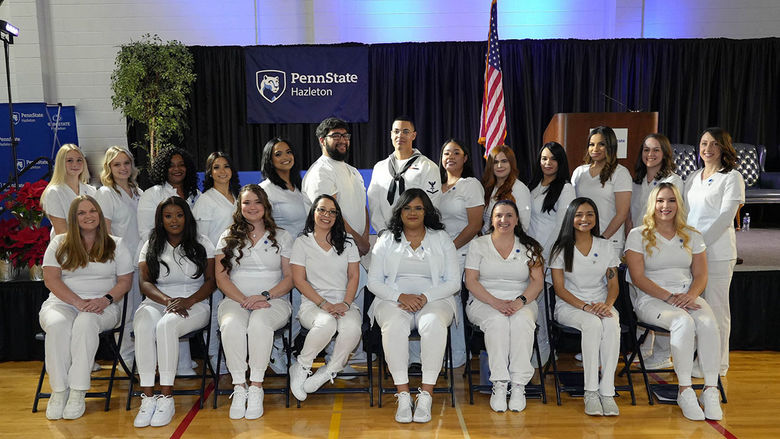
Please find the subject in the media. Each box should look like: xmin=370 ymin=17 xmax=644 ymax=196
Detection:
xmin=110 ymin=34 xmax=196 ymax=162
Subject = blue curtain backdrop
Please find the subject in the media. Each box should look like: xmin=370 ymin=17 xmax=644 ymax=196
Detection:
xmin=128 ymin=38 xmax=780 ymax=185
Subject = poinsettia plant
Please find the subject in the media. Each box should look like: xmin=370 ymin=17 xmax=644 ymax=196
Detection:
xmin=0 ymin=180 xmax=51 ymax=267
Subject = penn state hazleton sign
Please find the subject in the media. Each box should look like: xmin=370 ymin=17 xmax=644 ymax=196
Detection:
xmin=245 ymin=45 xmax=368 ymax=124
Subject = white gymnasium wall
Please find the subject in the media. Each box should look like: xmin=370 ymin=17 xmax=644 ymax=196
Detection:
xmin=1 ymin=0 xmax=779 ymax=176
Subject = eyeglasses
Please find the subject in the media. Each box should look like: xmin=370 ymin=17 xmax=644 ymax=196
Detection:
xmin=315 ymin=207 xmax=339 ymax=216
xmin=391 ymin=129 xmax=415 ymax=137
xmin=326 ymin=133 xmax=351 ymax=140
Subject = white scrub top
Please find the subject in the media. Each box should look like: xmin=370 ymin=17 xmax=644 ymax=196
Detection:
xmin=465 ymin=234 xmax=532 ymax=301
xmin=527 ymin=181 xmax=576 ymax=262
xmin=549 ymin=237 xmax=619 ymax=304
xmin=290 ymin=233 xmax=360 ymax=304
xmin=482 ymin=179 xmax=531 ymax=234
xmin=42 ymin=182 xmax=97 ymax=220
xmin=260 ymin=180 xmax=311 ymax=238
xmin=192 ymin=188 xmax=236 ymax=247
xmin=95 ymin=185 xmax=143 ymax=258
xmin=302 ymin=155 xmax=367 ymax=236
xmin=217 ymin=228 xmax=293 ymax=296
xmin=571 ymin=164 xmax=632 ymax=250
xmin=137 ymin=182 xmax=201 ymax=248
xmin=138 ymin=234 xmax=215 ymax=300
xmin=439 ymin=177 xmax=484 ymax=252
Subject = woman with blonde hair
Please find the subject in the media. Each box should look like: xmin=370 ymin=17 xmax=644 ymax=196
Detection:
xmin=41 ymin=144 xmax=96 ymax=235
xmin=625 ymin=182 xmax=721 ymax=421
xmin=95 ymin=146 xmax=144 ymax=365
xmin=481 ymin=145 xmax=531 ymax=234
xmin=40 ymin=195 xmax=133 ymax=420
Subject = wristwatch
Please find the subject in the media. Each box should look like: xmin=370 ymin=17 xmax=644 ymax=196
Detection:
xmin=261 ymin=290 xmax=270 ymax=300
xmin=104 ymin=294 xmax=114 ymax=305
xmin=518 ymin=295 xmax=527 ymax=305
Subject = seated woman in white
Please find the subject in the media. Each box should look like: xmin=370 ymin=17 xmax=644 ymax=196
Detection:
xmin=465 ymin=200 xmax=544 ymax=413
xmin=40 ymin=195 xmax=133 ymax=420
xmin=550 ymin=197 xmax=621 ymax=417
xmin=625 ymin=182 xmax=722 ymax=421
xmin=288 ymin=194 xmax=362 ymax=401
xmin=215 ymin=184 xmax=293 ymax=420
xmin=367 ymin=188 xmax=460 ymax=424
xmin=133 ymin=197 xmax=216 ymax=428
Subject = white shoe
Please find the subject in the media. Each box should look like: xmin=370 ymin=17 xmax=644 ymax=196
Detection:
xmin=413 ymin=389 xmax=432 ymax=423
xmin=336 ymin=364 xmax=358 ymax=380
xmin=677 ymin=388 xmax=705 ymax=421
xmin=289 ymin=360 xmax=311 ymax=401
xmin=229 ymin=385 xmax=247 ymax=420
xmin=91 ymin=361 xmax=101 ymax=372
xmin=62 ymin=389 xmax=86 ymax=420
xmin=644 ymin=356 xmax=674 ymax=370
xmin=508 ymin=383 xmax=526 ymax=412
xmin=574 ymin=352 xmax=583 ymax=362
xmin=46 ymin=389 xmax=68 ymax=420
xmin=245 ymin=386 xmax=264 ymax=420
xmin=600 ymin=394 xmax=619 ymax=416
xmin=698 ymin=387 xmax=723 ymax=420
xmin=584 ymin=390 xmax=603 ymax=416
xmin=489 ymin=381 xmax=508 ymax=412
xmin=150 ymin=395 xmax=175 ymax=427
xmin=394 ymin=391 xmax=413 ymax=423
xmin=303 ymin=366 xmax=336 ymax=393
xmin=134 ymin=394 xmax=158 ymax=427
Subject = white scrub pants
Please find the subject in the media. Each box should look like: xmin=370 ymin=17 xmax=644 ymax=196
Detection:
xmin=555 ymin=302 xmax=620 ymax=396
xmin=39 ymin=297 xmax=121 ymax=392
xmin=218 ymin=297 xmax=291 ymax=384
xmin=703 ymin=259 xmax=735 ymax=374
xmin=466 ymin=298 xmax=538 ymax=384
xmin=633 ymin=295 xmax=720 ymax=387
xmin=374 ymin=298 xmax=454 ymax=385
xmin=297 ymin=301 xmax=362 ymax=374
xmin=133 ymin=299 xmax=210 ymax=387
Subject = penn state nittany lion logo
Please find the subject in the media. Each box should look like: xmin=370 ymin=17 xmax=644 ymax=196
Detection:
xmin=12 ymin=112 xmax=20 ymax=125
xmin=256 ymin=70 xmax=287 ymax=103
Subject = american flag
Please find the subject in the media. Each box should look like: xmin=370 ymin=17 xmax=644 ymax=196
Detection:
xmin=479 ymin=0 xmax=506 ymax=158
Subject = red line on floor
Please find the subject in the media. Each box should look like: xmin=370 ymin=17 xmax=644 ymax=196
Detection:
xmin=648 ymin=372 xmax=737 ymax=439
xmin=170 ymin=382 xmax=214 ymax=439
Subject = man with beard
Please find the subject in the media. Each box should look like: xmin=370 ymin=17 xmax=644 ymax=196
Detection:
xmin=303 ymin=117 xmax=370 ymax=255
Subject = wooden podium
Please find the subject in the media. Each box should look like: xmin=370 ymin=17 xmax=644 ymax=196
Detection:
xmin=542 ymin=112 xmax=658 ymax=177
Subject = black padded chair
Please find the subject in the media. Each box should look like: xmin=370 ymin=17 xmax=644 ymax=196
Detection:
xmin=671 ymin=144 xmax=700 ymax=181
xmin=125 ymin=295 xmax=216 ymax=410
xmin=460 ymin=287 xmax=547 ymax=405
xmin=544 ymin=273 xmax=636 ymax=406
xmin=363 ymin=288 xmax=455 ymax=408
xmin=33 ymin=295 xmax=133 ymax=413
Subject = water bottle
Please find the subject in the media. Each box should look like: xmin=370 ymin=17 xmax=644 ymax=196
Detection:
xmin=742 ymin=212 xmax=750 ymax=231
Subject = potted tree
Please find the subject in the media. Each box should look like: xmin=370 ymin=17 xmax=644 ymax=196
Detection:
xmin=110 ymin=34 xmax=196 ymax=164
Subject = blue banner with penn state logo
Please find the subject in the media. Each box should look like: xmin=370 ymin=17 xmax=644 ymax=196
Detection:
xmin=245 ymin=45 xmax=368 ymax=124
xmin=0 ymin=103 xmax=79 ymax=184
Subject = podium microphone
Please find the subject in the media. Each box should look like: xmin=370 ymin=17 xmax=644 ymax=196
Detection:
xmin=601 ymin=92 xmax=641 ymax=112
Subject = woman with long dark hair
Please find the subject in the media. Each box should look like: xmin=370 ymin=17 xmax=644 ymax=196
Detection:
xmin=367 ymin=188 xmax=460 ymax=424
xmin=132 ymin=197 xmax=216 ymax=428
xmin=465 ymin=200 xmax=544 ymax=413
xmin=215 ymin=185 xmax=294 ymax=419
xmin=570 ymin=127 xmax=632 ymax=253
xmin=41 ymin=144 xmax=96 ymax=235
xmin=684 ymin=127 xmax=745 ymax=376
xmin=549 ymin=198 xmax=621 ymax=417
xmin=481 ymin=145 xmax=531 ymax=234
xmin=288 ymin=195 xmax=362 ymax=401
xmin=40 ymin=195 xmax=133 ymax=420
xmin=625 ymin=183 xmax=721 ymax=421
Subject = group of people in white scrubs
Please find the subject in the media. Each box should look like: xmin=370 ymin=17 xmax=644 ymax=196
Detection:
xmin=36 ymin=121 xmax=743 ymax=425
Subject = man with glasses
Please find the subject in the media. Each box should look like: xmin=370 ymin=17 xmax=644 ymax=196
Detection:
xmin=367 ymin=116 xmax=442 ymax=235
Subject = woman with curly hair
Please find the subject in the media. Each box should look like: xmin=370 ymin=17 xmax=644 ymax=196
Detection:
xmin=570 ymin=127 xmax=632 ymax=253
xmin=132 ymin=196 xmax=216 ymax=428
xmin=215 ymin=185 xmax=294 ymax=420
xmin=288 ymin=195 xmax=361 ymax=402
xmin=481 ymin=145 xmax=531 ymax=234
xmin=625 ymin=183 xmax=721 ymax=421
xmin=137 ymin=147 xmax=202 ymax=375
xmin=367 ymin=188 xmax=460 ymax=424
xmin=40 ymin=195 xmax=133 ymax=420
xmin=465 ymin=200 xmax=544 ymax=413
xmin=684 ymin=127 xmax=744 ymax=376
xmin=41 ymin=144 xmax=96 ymax=235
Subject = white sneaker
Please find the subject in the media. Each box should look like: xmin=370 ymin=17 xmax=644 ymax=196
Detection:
xmin=91 ymin=361 xmax=102 ymax=372
xmin=677 ymin=388 xmax=705 ymax=421
xmin=599 ymin=394 xmax=619 ymax=416
xmin=134 ymin=394 xmax=158 ymax=427
xmin=644 ymin=356 xmax=674 ymax=370
xmin=508 ymin=383 xmax=526 ymax=412
xmin=150 ymin=395 xmax=175 ymax=427
xmin=574 ymin=352 xmax=583 ymax=362
xmin=303 ymin=366 xmax=336 ymax=393
xmin=413 ymin=389 xmax=433 ymax=423
xmin=229 ymin=385 xmax=247 ymax=420
xmin=46 ymin=389 xmax=68 ymax=420
xmin=698 ymin=387 xmax=723 ymax=420
xmin=245 ymin=386 xmax=264 ymax=420
xmin=394 ymin=391 xmax=413 ymax=423
xmin=489 ymin=381 xmax=508 ymax=412
xmin=336 ymin=364 xmax=358 ymax=380
xmin=289 ymin=360 xmax=311 ymax=401
xmin=62 ymin=389 xmax=86 ymax=420
xmin=584 ymin=390 xmax=603 ymax=416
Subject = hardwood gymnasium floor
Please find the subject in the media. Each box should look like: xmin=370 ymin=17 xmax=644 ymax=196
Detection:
xmin=1 ymin=351 xmax=778 ymax=438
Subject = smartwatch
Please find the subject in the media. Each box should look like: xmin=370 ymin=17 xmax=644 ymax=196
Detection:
xmin=261 ymin=291 xmax=270 ymax=299
xmin=104 ymin=294 xmax=114 ymax=305
xmin=518 ymin=295 xmax=527 ymax=305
